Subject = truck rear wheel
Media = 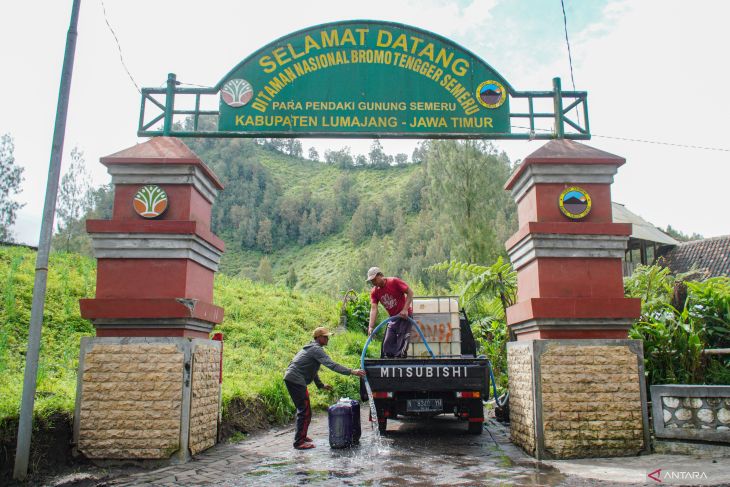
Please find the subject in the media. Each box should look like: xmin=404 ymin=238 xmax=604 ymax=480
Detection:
xmin=468 ymin=421 xmax=483 ymax=435
xmin=378 ymin=419 xmax=387 ymax=434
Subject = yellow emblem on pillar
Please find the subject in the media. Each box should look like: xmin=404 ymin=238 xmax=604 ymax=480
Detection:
xmin=558 ymin=186 xmax=591 ymax=219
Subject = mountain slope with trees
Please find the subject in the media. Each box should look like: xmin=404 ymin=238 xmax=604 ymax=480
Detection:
xmin=183 ymin=135 xmax=518 ymax=294
xmin=49 ymin=124 xmax=518 ymax=296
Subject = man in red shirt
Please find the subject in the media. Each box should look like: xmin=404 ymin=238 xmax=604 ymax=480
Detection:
xmin=366 ymin=267 xmax=414 ymax=358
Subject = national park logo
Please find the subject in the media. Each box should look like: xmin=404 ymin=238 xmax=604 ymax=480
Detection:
xmin=476 ymin=80 xmax=506 ymax=109
xmin=559 ymin=187 xmax=592 ymax=219
xmin=221 ymin=79 xmax=253 ymax=107
xmin=133 ymin=185 xmax=168 ymax=219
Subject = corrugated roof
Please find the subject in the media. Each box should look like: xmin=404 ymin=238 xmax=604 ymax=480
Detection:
xmin=660 ymin=236 xmax=730 ymax=278
xmin=612 ymin=202 xmax=679 ymax=246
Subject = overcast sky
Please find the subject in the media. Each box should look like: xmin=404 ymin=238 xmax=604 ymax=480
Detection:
xmin=1 ymin=0 xmax=728 ymax=245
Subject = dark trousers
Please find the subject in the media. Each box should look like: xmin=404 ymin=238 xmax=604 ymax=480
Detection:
xmin=284 ymin=380 xmax=311 ymax=446
xmin=382 ymin=317 xmax=412 ymax=358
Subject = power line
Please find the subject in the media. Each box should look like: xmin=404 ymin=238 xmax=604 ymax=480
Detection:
xmin=178 ymin=81 xmax=214 ymax=89
xmin=591 ymin=133 xmax=730 ymax=152
xmin=560 ymin=0 xmax=580 ymax=124
xmin=100 ymin=0 xmax=140 ymax=94
xmin=511 ymin=125 xmax=730 ymax=152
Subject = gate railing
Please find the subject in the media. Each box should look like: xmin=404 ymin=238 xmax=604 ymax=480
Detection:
xmin=138 ymin=74 xmax=590 ymax=140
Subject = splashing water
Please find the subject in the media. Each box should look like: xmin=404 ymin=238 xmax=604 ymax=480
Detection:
xmin=363 ymin=379 xmax=389 ymax=453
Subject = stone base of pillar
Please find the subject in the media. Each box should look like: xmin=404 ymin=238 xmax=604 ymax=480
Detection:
xmin=72 ymin=337 xmax=221 ymax=463
xmin=506 ymin=339 xmax=650 ymax=459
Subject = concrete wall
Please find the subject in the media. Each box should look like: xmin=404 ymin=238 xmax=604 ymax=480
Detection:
xmin=507 ymin=339 xmax=650 ymax=459
xmin=507 ymin=341 xmax=536 ymax=455
xmin=74 ymin=337 xmax=221 ymax=461
xmin=652 ymin=385 xmax=730 ymax=443
xmin=540 ymin=343 xmax=646 ymax=458
xmin=189 ymin=345 xmax=221 ymax=455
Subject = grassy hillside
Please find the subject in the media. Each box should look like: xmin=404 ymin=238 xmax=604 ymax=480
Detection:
xmin=182 ymin=138 xmax=517 ymax=296
xmin=198 ymin=140 xmax=419 ymax=202
xmin=0 ymin=245 xmax=372 ymax=439
xmin=220 ymin=234 xmax=361 ymax=291
xmin=0 ymin=247 xmax=96 ymax=425
xmin=209 ymin=145 xmax=421 ymax=291
xmin=259 ymin=149 xmax=418 ymax=200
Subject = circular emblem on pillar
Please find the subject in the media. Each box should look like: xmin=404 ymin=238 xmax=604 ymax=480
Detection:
xmin=559 ymin=186 xmax=592 ymax=219
xmin=476 ymin=80 xmax=507 ymax=109
xmin=220 ymin=79 xmax=253 ymax=107
xmin=133 ymin=185 xmax=168 ymax=219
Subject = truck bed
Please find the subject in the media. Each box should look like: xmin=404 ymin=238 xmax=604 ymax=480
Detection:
xmin=364 ymin=357 xmax=490 ymax=397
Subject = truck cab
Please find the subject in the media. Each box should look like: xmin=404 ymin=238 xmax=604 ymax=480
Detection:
xmin=364 ymin=297 xmax=489 ymax=434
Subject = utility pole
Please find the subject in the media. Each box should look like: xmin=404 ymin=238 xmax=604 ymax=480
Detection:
xmin=14 ymin=0 xmax=81 ymax=480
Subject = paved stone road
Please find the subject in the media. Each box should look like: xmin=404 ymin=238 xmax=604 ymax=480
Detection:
xmin=102 ymin=413 xmax=622 ymax=487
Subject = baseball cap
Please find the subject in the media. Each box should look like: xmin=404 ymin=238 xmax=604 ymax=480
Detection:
xmin=366 ymin=266 xmax=381 ymax=282
xmin=313 ymin=327 xmax=333 ymax=338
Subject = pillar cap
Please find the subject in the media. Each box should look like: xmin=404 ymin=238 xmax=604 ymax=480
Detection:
xmin=100 ymin=137 xmax=224 ymax=190
xmin=505 ymin=140 xmax=625 ymax=191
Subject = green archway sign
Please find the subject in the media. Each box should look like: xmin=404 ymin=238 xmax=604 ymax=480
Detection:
xmin=138 ymin=21 xmax=589 ymax=140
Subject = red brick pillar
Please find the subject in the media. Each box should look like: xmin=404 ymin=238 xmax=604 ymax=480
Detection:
xmin=74 ymin=137 xmax=225 ymax=463
xmin=504 ymin=139 xmax=640 ymax=339
xmin=80 ymin=137 xmax=225 ymax=337
xmin=503 ymin=140 xmax=649 ymax=459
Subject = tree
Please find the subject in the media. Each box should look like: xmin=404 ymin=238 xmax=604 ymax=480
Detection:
xmin=394 ymin=153 xmax=409 ymax=165
xmin=354 ymin=154 xmax=368 ymax=167
xmin=0 ymin=134 xmax=25 ymax=242
xmin=257 ymin=256 xmax=274 ymax=283
xmin=283 ymin=139 xmax=303 ymax=158
xmin=411 ymin=141 xmax=429 ymax=164
xmin=425 ymin=140 xmax=516 ymax=262
xmin=286 ymin=267 xmax=298 ymax=288
xmin=333 ymin=173 xmax=358 ymax=215
xmin=256 ymin=218 xmax=273 ymax=253
xmin=348 ymin=202 xmax=370 ymax=244
xmin=308 ymin=147 xmax=320 ymax=162
xmin=368 ymin=140 xmax=392 ymax=168
xmin=87 ymin=184 xmax=114 ymax=219
xmin=55 ymin=147 xmax=94 ymax=252
xmin=318 ymin=205 xmax=339 ymax=236
xmin=400 ymin=167 xmax=427 ymax=214
xmin=664 ymin=224 xmax=702 ymax=242
xmin=262 ymin=138 xmax=285 ymax=153
xmin=324 ymin=147 xmax=354 ymax=168
xmin=298 ymin=209 xmax=319 ymax=245
xmin=57 ymin=147 xmax=92 ymax=227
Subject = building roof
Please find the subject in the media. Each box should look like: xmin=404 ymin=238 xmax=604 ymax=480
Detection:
xmin=659 ymin=235 xmax=730 ymax=278
xmin=612 ymin=202 xmax=679 ymax=246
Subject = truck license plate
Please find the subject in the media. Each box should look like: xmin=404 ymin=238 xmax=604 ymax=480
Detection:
xmin=407 ymin=398 xmax=443 ymax=412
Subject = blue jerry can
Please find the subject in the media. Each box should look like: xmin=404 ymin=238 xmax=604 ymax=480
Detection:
xmin=350 ymin=399 xmax=361 ymax=444
xmin=328 ymin=398 xmax=359 ymax=448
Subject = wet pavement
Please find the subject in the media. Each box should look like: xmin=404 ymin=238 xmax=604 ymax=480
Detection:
xmin=100 ymin=412 xmax=624 ymax=487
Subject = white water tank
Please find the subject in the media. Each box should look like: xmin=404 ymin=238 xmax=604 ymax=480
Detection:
xmin=409 ymin=297 xmax=461 ymax=357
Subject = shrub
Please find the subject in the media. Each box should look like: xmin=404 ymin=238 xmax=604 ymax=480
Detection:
xmin=626 ymin=266 xmax=730 ymax=386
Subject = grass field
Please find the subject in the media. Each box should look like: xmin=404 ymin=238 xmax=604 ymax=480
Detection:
xmin=255 ymin=147 xmax=418 ymax=200
xmin=0 ymin=246 xmax=374 ymax=432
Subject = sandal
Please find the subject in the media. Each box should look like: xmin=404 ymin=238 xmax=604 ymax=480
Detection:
xmin=294 ymin=442 xmax=316 ymax=450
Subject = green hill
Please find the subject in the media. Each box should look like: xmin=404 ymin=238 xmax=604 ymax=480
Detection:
xmin=184 ymin=138 xmax=517 ymax=295
xmin=201 ymin=142 xmax=420 ymax=290
xmin=0 ymin=245 xmax=372 ymax=477
xmin=253 ymin=146 xmax=418 ymax=199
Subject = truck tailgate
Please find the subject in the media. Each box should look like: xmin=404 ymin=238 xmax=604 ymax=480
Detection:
xmin=364 ymin=358 xmax=489 ymax=396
